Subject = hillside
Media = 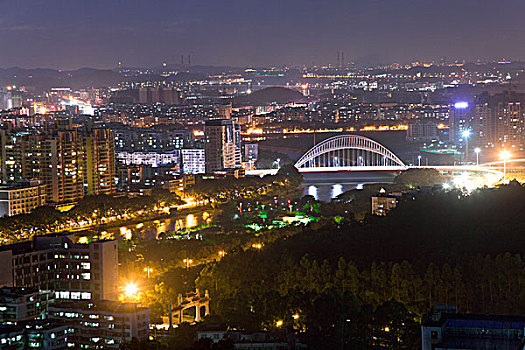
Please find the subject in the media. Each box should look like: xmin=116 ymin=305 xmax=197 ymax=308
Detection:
xmin=233 ymin=86 xmax=306 ymax=106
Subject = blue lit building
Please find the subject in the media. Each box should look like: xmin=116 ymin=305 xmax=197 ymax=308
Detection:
xmin=422 ymin=312 xmax=525 ymax=349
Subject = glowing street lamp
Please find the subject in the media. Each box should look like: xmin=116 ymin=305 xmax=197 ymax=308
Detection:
xmin=474 ymin=147 xmax=481 ymax=165
xmin=218 ymin=250 xmax=226 ymax=258
xmin=143 ymin=267 xmax=153 ymax=278
xmin=124 ymin=282 xmax=138 ymax=299
xmin=183 ymin=258 xmax=193 ymax=271
xmin=500 ymin=151 xmax=511 ymax=181
xmin=462 ymin=129 xmax=471 ymax=162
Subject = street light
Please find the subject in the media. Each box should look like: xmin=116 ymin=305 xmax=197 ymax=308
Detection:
xmin=462 ymin=129 xmax=471 ymax=162
xmin=124 ymin=282 xmax=138 ymax=299
xmin=143 ymin=267 xmax=153 ymax=278
xmin=500 ymin=151 xmax=511 ymax=181
xmin=183 ymin=258 xmax=193 ymax=271
xmin=474 ymin=148 xmax=481 ymax=165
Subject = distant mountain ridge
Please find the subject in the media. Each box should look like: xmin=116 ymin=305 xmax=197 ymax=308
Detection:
xmin=0 ymin=67 xmax=122 ymax=90
xmin=233 ymin=87 xmax=307 ymax=106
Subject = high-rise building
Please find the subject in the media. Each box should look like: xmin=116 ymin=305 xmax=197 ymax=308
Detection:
xmin=449 ymin=101 xmax=473 ymax=145
xmin=0 ymin=121 xmax=116 ymax=203
xmin=138 ymin=87 xmax=179 ymax=105
xmin=473 ymin=96 xmax=493 ymax=147
xmin=83 ymin=128 xmax=116 ymax=196
xmin=493 ymin=100 xmax=524 ymax=147
xmin=204 ymin=119 xmax=242 ymax=172
xmin=470 ymin=91 xmax=525 ymax=148
xmin=40 ymin=129 xmax=85 ymax=203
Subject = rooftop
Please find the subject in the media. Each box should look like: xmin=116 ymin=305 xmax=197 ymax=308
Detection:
xmin=424 ymin=312 xmax=525 ymax=329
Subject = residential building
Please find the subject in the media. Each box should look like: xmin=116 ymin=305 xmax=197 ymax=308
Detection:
xmin=138 ymin=87 xmax=179 ymax=105
xmin=0 ymin=235 xmax=118 ymax=302
xmin=39 ymin=129 xmax=85 ymax=203
xmin=49 ymin=300 xmax=149 ymax=349
xmin=406 ymin=120 xmax=438 ymax=142
xmin=0 ymin=287 xmax=53 ymax=323
xmin=371 ymin=189 xmax=399 ymax=216
xmin=116 ymin=151 xmax=180 ymax=168
xmin=244 ymin=143 xmax=258 ymax=165
xmin=197 ymin=325 xmax=308 ymax=350
xmin=204 ymin=119 xmax=241 ymax=172
xmin=0 ymin=121 xmax=116 ymax=204
xmin=422 ymin=311 xmax=525 ymax=350
xmin=493 ymin=99 xmax=524 ymax=148
xmin=449 ymin=101 xmax=473 ymax=145
xmin=0 ymin=319 xmax=71 ymax=349
xmin=0 ymin=180 xmax=46 ymax=217
xmin=181 ymin=149 xmax=205 ymax=174
xmin=166 ymin=175 xmax=195 ymax=195
xmin=82 ymin=128 xmax=116 ymax=196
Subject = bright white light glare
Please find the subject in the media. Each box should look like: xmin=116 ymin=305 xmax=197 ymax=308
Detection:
xmin=454 ymin=101 xmax=469 ymax=109
xmin=124 ymin=283 xmax=138 ymax=298
xmin=331 ymin=184 xmax=343 ymax=198
xmin=442 ymin=183 xmax=450 ymax=189
xmin=308 ymin=185 xmax=318 ymax=200
xmin=474 ymin=148 xmax=481 ymax=154
xmin=462 ymin=130 xmax=471 ymax=138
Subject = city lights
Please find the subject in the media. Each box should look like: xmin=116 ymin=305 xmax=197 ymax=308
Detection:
xmin=474 ymin=147 xmax=481 ymax=165
xmin=183 ymin=258 xmax=193 ymax=270
xmin=454 ymin=101 xmax=469 ymax=109
xmin=124 ymin=282 xmax=138 ymax=299
xmin=3 ymin=1 xmax=525 ymax=348
xmin=501 ymin=151 xmax=511 ymax=181
xmin=143 ymin=267 xmax=153 ymax=278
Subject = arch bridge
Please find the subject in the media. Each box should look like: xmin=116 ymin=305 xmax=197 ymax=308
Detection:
xmin=294 ymin=135 xmax=406 ymax=173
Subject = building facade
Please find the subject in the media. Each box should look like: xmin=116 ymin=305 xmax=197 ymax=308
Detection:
xmin=0 ymin=181 xmax=46 ymax=217
xmin=422 ymin=311 xmax=525 ymax=350
xmin=204 ymin=119 xmax=241 ymax=173
xmin=181 ymin=149 xmax=205 ymax=174
xmin=49 ymin=300 xmax=149 ymax=349
xmin=0 ymin=235 xmax=118 ymax=302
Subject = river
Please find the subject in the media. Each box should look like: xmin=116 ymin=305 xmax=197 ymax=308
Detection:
xmin=301 ymin=171 xmax=397 ymax=202
xmin=104 ymin=209 xmax=215 ymax=240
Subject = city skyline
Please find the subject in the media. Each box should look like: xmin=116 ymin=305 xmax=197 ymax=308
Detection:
xmin=2 ymin=0 xmax=525 ymax=69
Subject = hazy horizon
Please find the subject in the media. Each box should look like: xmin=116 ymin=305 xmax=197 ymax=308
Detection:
xmin=2 ymin=0 xmax=525 ymax=70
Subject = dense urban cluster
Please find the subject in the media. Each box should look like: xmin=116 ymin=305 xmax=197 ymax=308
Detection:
xmin=0 ymin=58 xmax=522 ymax=349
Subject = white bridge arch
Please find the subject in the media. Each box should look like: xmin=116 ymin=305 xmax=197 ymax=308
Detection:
xmin=295 ymin=135 xmax=406 ymax=171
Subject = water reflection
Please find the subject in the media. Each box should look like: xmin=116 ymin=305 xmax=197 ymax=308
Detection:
xmin=331 ymin=184 xmax=343 ymax=198
xmin=308 ymin=185 xmax=318 ymax=200
xmin=186 ymin=214 xmax=197 ymax=229
xmin=108 ymin=211 xmax=213 ymax=240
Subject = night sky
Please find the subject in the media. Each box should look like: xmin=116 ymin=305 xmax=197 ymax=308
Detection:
xmin=1 ymin=0 xmax=524 ymax=69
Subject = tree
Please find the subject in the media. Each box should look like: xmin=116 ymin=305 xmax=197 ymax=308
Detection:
xmin=394 ymin=168 xmax=445 ymax=188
